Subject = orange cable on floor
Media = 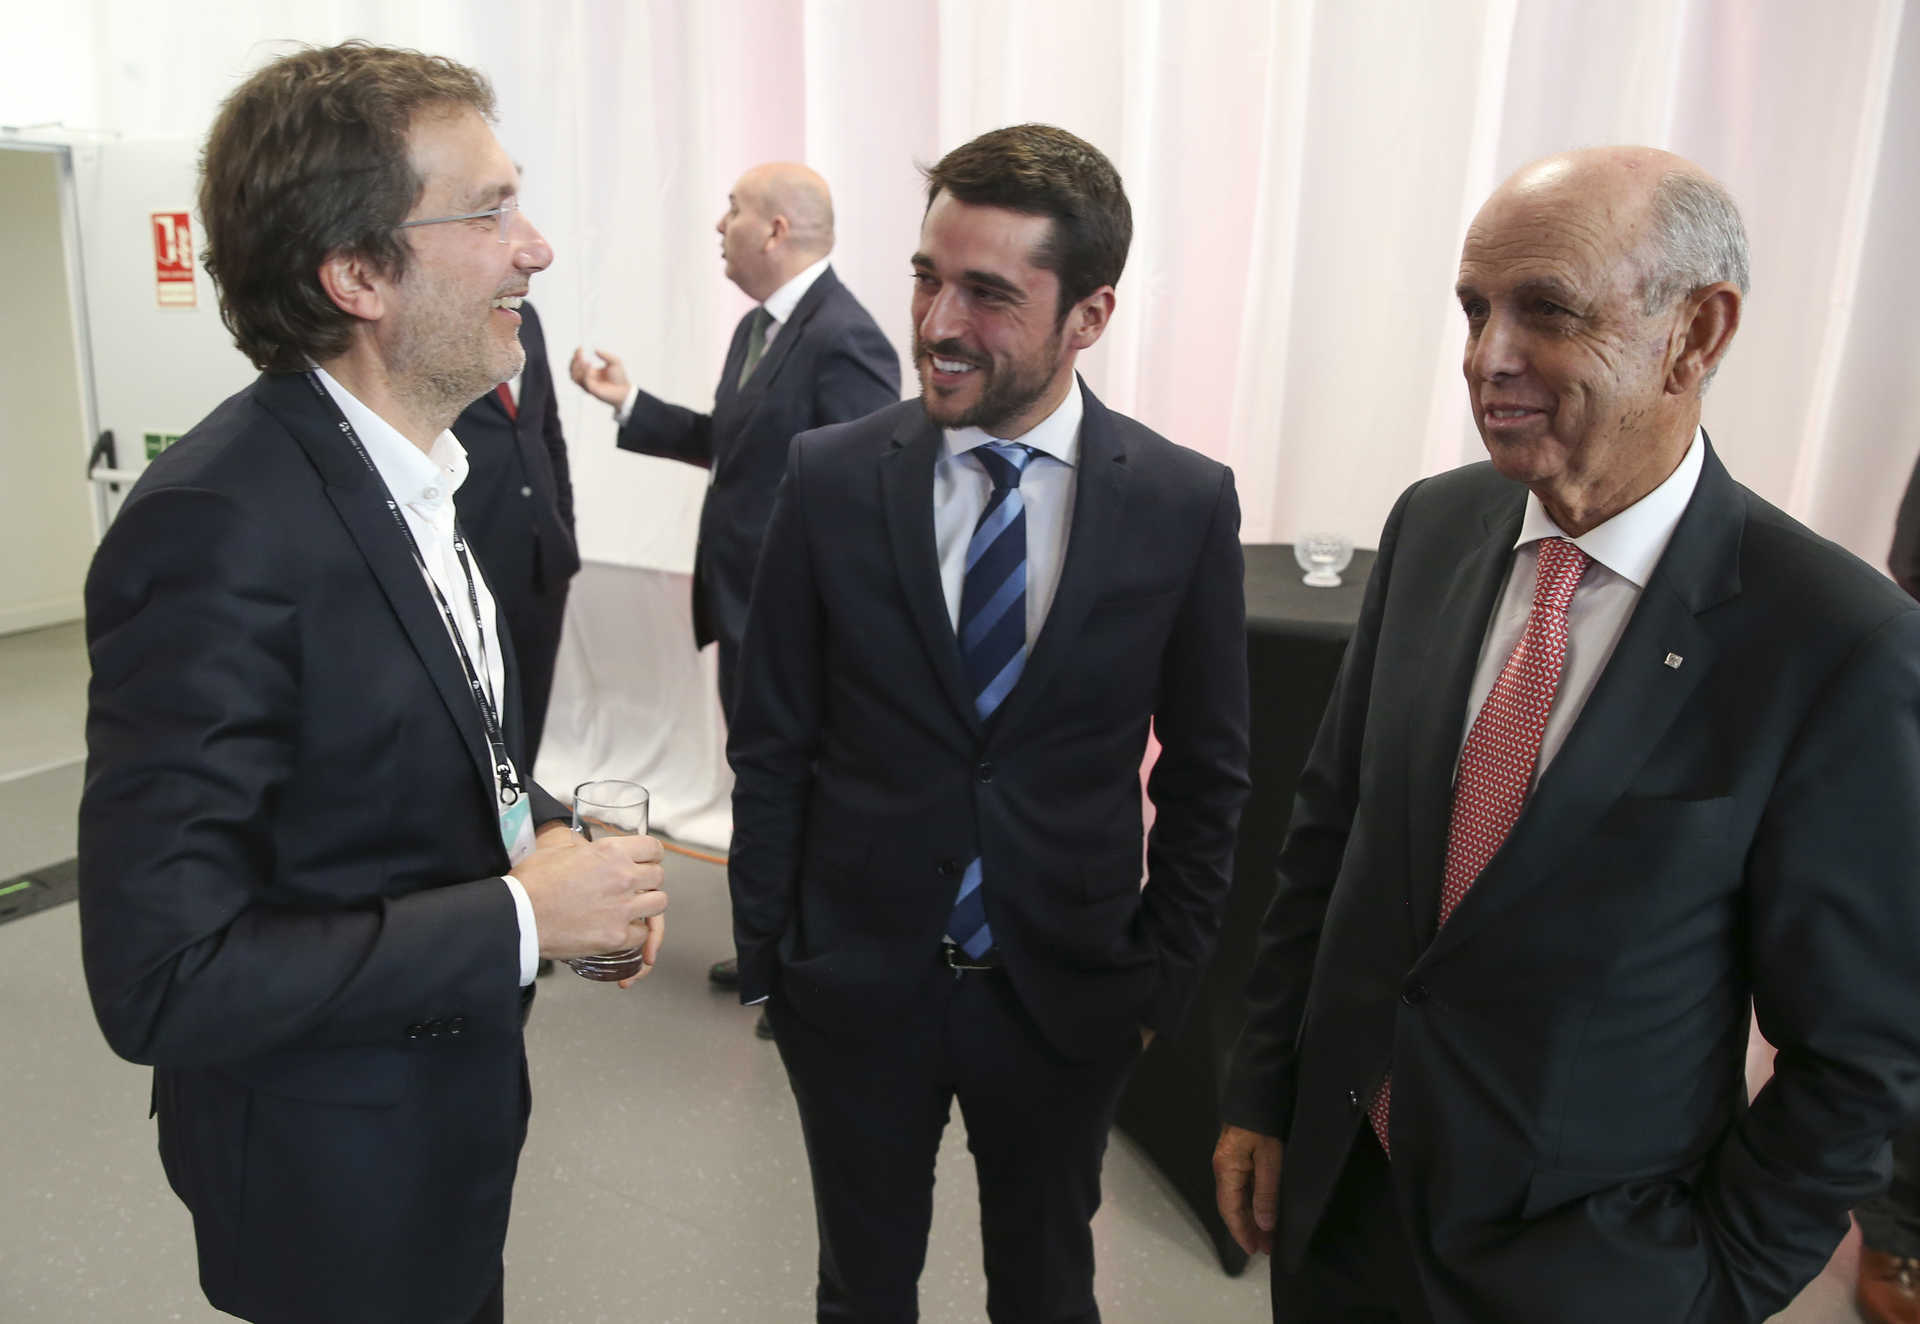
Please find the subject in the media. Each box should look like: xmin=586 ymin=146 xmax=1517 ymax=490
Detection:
xmin=662 ymin=840 xmax=728 ymax=866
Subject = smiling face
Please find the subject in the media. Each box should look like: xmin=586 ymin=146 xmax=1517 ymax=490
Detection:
xmin=910 ymin=192 xmax=1089 ymax=439
xmin=384 ymin=107 xmax=550 ymax=415
xmin=1456 ymin=159 xmax=1697 ymax=529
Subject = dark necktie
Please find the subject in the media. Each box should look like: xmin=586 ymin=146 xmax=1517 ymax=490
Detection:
xmin=1368 ymin=536 xmax=1591 ymax=1155
xmin=946 ymin=441 xmax=1036 ymax=959
xmin=737 ymin=307 xmax=773 ymax=388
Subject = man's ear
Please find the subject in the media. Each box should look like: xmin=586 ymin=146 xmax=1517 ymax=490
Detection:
xmin=1063 ymin=286 xmax=1116 ymax=353
xmin=316 ymin=250 xmax=387 ymax=323
xmin=764 ymin=213 xmax=790 ymax=253
xmin=1666 ymin=283 xmax=1741 ymax=395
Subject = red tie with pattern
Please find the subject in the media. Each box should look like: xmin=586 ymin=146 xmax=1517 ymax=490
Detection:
xmin=1367 ymin=537 xmax=1591 ymax=1156
xmin=495 ymin=382 xmax=517 ymax=420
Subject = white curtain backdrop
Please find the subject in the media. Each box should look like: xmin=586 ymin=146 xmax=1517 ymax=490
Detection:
xmin=9 ymin=0 xmax=1916 ymax=848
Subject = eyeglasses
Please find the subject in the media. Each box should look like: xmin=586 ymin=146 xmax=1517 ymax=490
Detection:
xmin=396 ymin=198 xmax=521 ymax=243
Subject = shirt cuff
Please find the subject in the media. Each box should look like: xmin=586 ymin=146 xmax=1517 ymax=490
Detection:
xmin=745 ymin=996 xmax=768 ymax=1005
xmin=502 ymin=875 xmax=539 ymax=986
xmin=615 ymin=384 xmax=639 ymax=425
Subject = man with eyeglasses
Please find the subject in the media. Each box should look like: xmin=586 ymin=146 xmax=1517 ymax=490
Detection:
xmin=77 ymin=41 xmax=667 ymax=1324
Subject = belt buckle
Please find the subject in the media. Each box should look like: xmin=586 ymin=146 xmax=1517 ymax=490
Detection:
xmin=943 ymin=942 xmax=996 ymax=972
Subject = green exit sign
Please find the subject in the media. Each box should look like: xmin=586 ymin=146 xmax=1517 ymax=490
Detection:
xmin=144 ymin=431 xmax=182 ymax=459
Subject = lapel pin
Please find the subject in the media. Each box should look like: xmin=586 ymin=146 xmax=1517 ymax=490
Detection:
xmin=1663 ymin=653 xmax=1684 ymax=669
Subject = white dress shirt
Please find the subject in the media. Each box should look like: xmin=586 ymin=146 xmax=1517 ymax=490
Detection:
xmin=614 ymin=256 xmax=833 ymax=423
xmin=1461 ymin=428 xmax=1706 ymax=784
xmin=314 ymin=368 xmax=541 ymax=985
xmin=935 ymin=381 xmax=1084 ymax=644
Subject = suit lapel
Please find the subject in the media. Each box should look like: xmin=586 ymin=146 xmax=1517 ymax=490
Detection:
xmin=881 ymin=407 xmax=982 ymax=735
xmin=1426 ymin=442 xmax=1744 ymax=955
xmin=988 ymin=379 xmax=1126 ymax=740
xmin=257 ymin=374 xmax=502 ymax=806
xmin=748 ymin=267 xmax=838 ymax=396
xmin=1404 ymin=494 xmax=1525 ymax=950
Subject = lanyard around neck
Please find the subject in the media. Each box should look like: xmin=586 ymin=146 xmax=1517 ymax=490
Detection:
xmin=304 ymin=371 xmax=522 ymax=805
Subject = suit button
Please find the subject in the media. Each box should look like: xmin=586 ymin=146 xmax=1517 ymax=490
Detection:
xmin=975 ymin=762 xmax=994 ymax=783
xmin=1401 ymin=982 xmax=1428 ymax=1006
xmin=520 ymin=485 xmax=533 ymax=497
xmin=938 ymin=859 xmax=964 ymax=879
xmin=1347 ymin=1089 xmax=1361 ymax=1113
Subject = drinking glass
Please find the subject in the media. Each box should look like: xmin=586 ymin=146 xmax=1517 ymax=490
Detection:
xmin=1294 ymin=533 xmax=1355 ymax=588
xmin=566 ymin=779 xmax=652 ymax=981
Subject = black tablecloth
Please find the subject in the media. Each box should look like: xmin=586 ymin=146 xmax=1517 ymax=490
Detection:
xmin=1114 ymin=542 xmax=1375 ymax=1274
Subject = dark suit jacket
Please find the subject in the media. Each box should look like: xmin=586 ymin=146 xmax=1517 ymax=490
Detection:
xmin=453 ymin=302 xmax=580 ymax=609
xmin=727 ymin=384 xmax=1252 ymax=1061
xmin=1222 ymin=441 xmax=1920 ymax=1323
xmin=79 ymin=371 xmax=567 ymax=1324
xmin=1891 ymin=452 xmax=1920 ymax=598
xmin=616 ymin=264 xmax=899 ymax=659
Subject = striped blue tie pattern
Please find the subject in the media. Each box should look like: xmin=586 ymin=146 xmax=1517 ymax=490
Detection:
xmin=948 ymin=441 xmax=1034 ymax=960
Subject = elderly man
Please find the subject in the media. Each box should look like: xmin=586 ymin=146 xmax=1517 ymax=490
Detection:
xmin=79 ymin=42 xmax=667 ymax=1324
xmin=1214 ymin=147 xmax=1920 ymax=1323
xmin=728 ymin=123 xmax=1249 ymax=1323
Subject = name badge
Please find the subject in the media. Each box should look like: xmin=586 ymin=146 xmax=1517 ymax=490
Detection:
xmin=500 ymin=794 xmax=535 ymax=865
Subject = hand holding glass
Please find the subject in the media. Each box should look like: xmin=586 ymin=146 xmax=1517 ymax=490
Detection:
xmin=566 ymin=780 xmax=653 ymax=981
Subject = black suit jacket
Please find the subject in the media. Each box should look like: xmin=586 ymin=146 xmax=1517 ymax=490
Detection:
xmin=727 ymin=384 xmax=1251 ymax=1061
xmin=616 ymin=264 xmax=899 ymax=658
xmin=453 ymin=302 xmax=580 ymax=607
xmin=1222 ymin=441 xmax=1920 ymax=1322
xmin=79 ymin=371 xmax=567 ymax=1324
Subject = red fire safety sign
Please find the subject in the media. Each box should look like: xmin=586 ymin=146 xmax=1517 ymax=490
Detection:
xmin=152 ymin=212 xmax=196 ymax=307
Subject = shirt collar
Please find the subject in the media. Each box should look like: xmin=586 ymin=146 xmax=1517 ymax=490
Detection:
xmin=1514 ymin=426 xmax=1705 ymax=588
xmin=762 ymin=255 xmax=832 ymax=327
xmin=945 ymin=376 xmax=1084 ymax=468
xmin=312 ymin=365 xmax=470 ymax=517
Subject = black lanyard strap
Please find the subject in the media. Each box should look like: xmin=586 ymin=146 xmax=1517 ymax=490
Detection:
xmin=304 ymin=371 xmax=522 ymax=804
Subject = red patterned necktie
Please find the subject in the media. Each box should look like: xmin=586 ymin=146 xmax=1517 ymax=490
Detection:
xmin=495 ymin=381 xmax=517 ymax=420
xmin=1368 ymin=537 xmax=1591 ymax=1156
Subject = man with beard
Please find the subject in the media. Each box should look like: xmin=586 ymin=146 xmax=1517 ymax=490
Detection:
xmin=78 ymin=42 xmax=668 ymax=1324
xmin=726 ymin=123 xmax=1251 ymax=1321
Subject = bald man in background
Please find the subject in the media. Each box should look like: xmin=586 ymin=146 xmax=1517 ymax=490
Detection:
xmin=572 ymin=163 xmax=899 ymax=1019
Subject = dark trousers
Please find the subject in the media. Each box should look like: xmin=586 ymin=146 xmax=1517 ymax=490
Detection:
xmin=1271 ymin=1129 xmax=1432 ymax=1324
xmin=770 ymin=962 xmax=1142 ymax=1324
xmin=502 ymin=585 xmax=568 ymax=767
xmin=466 ymin=1271 xmax=504 ymax=1324
xmin=1858 ymin=1125 xmax=1920 ymax=1258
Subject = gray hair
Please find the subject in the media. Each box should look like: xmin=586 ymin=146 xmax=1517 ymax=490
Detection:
xmin=1640 ymin=170 xmax=1750 ymax=311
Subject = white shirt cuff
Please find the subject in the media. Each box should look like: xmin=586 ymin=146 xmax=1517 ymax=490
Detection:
xmin=745 ymin=996 xmax=768 ymax=1005
xmin=502 ymin=875 xmax=539 ymax=986
xmin=615 ymin=384 xmax=639 ymax=425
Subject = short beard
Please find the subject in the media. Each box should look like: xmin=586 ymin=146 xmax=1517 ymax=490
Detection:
xmin=914 ymin=327 xmax=1064 ymax=436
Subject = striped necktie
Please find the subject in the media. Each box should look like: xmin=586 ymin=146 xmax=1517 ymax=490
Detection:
xmin=946 ymin=440 xmax=1036 ymax=960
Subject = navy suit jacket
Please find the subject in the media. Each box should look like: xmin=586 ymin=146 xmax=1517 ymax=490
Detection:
xmin=453 ymin=302 xmax=579 ymax=609
xmin=79 ymin=371 xmax=566 ymax=1324
xmin=1222 ymin=441 xmax=1920 ymax=1322
xmin=616 ymin=264 xmax=899 ymax=657
xmin=727 ymin=384 xmax=1252 ymax=1061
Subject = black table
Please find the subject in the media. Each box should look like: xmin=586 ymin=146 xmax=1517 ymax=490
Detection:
xmin=1115 ymin=542 xmax=1376 ymax=1274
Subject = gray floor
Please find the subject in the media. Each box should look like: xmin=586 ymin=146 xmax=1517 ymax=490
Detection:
xmin=0 ymin=621 xmax=1866 ymax=1321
